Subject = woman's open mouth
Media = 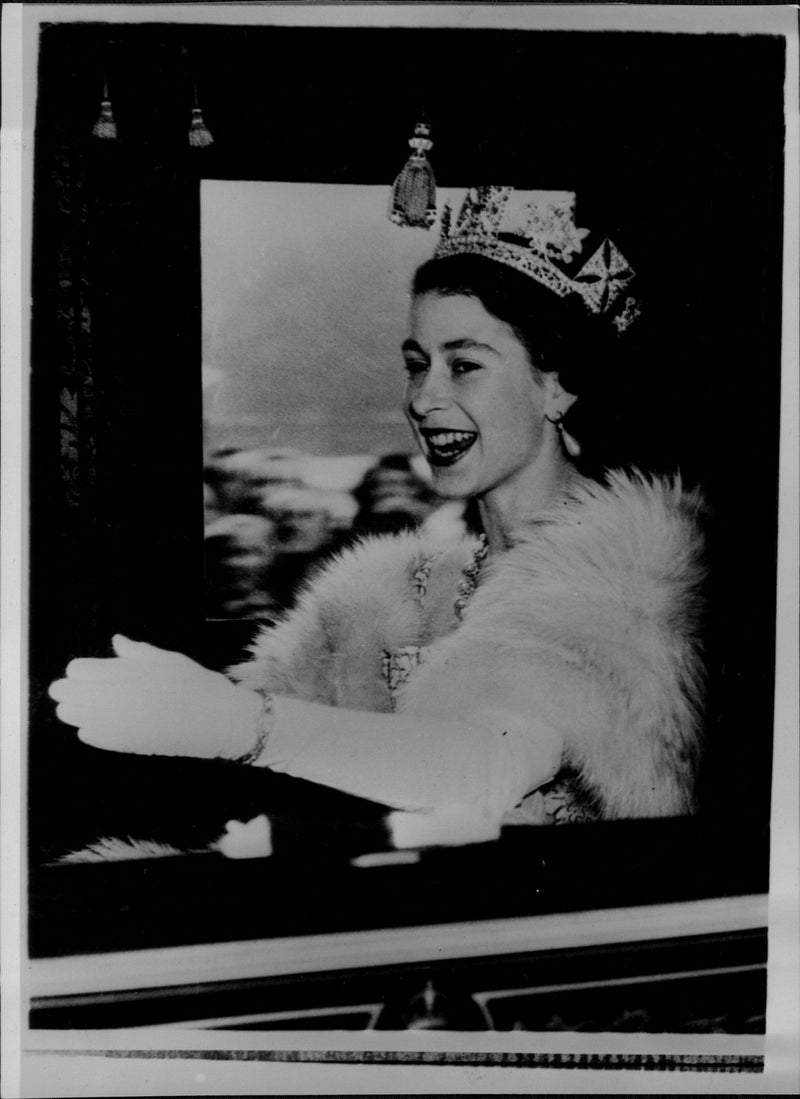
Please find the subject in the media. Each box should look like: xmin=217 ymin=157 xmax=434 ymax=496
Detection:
xmin=421 ymin=429 xmax=478 ymax=467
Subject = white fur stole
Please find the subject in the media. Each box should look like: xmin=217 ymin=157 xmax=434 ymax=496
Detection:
xmin=231 ymin=471 xmax=706 ymax=819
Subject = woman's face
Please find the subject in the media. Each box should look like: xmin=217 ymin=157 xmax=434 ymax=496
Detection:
xmin=402 ymin=291 xmax=560 ymax=502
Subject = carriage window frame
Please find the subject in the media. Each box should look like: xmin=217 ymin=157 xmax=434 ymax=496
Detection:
xmin=25 ymin=17 xmax=785 ymax=969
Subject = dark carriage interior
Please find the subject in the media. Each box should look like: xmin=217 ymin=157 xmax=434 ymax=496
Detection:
xmin=27 ymin=21 xmax=783 ymax=1031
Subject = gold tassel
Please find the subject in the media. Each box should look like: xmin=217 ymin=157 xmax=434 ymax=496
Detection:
xmin=92 ymin=80 xmax=117 ymax=140
xmin=389 ymin=121 xmax=436 ymax=228
xmin=188 ymin=105 xmax=214 ymax=148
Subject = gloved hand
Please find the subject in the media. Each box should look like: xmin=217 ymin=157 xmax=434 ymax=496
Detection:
xmin=48 ymin=635 xmax=263 ymax=761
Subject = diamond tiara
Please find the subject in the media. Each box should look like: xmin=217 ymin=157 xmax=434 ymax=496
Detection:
xmin=434 ymin=186 xmax=640 ymax=331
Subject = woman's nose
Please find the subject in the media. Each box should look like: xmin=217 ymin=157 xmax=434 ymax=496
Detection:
xmin=407 ymin=368 xmax=452 ymax=421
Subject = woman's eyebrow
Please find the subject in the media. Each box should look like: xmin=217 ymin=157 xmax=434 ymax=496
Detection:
xmin=401 ymin=337 xmax=500 ymax=355
xmin=442 ymin=338 xmax=500 ymax=355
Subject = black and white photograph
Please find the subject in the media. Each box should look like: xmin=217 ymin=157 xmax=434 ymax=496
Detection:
xmin=1 ymin=2 xmax=798 ymax=1095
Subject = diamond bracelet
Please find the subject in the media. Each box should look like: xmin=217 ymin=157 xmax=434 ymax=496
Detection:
xmin=235 ymin=692 xmax=274 ymax=766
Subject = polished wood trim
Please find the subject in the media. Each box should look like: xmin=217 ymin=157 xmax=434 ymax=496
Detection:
xmin=29 ymin=893 xmax=768 ymax=1002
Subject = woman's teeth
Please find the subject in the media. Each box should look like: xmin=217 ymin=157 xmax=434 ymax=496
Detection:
xmin=424 ymin=430 xmax=477 ymax=465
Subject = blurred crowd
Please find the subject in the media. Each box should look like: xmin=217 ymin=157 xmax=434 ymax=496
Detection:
xmin=204 ymin=446 xmax=471 ymax=619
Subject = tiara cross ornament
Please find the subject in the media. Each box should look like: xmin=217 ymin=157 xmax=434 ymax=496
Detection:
xmin=435 ymin=186 xmax=640 ymax=331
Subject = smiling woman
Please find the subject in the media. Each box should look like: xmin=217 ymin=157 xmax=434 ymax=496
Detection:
xmin=50 ymin=186 xmax=707 ymax=847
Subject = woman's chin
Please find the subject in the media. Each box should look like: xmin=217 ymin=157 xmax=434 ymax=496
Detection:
xmin=428 ymin=464 xmax=478 ymax=500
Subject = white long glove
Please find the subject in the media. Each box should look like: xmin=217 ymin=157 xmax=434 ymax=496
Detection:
xmin=48 ymin=635 xmax=262 ymax=760
xmin=49 ymin=636 xmax=563 ymax=819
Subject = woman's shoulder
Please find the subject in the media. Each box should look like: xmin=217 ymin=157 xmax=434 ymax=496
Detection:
xmin=569 ymin=468 xmax=705 ymax=529
xmin=509 ymin=468 xmax=705 ymax=563
xmin=486 ymin=467 xmax=706 ymax=631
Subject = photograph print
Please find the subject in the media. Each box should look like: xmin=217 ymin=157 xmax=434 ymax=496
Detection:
xmin=7 ymin=2 xmax=797 ymax=1090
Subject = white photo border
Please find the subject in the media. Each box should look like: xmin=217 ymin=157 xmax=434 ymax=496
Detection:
xmin=2 ymin=4 xmax=798 ymax=1096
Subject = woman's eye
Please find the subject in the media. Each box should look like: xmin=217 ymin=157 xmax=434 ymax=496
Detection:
xmin=452 ymin=359 xmax=482 ymax=376
xmin=403 ymin=359 xmax=428 ymax=377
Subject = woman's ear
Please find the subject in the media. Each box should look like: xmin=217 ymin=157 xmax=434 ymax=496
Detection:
xmin=543 ymin=374 xmax=578 ymax=420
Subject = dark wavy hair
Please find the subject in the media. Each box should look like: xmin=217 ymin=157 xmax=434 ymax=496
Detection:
xmin=411 ymin=254 xmax=631 ymax=467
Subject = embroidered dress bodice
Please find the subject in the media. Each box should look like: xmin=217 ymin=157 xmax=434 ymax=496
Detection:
xmin=380 ymin=545 xmax=599 ymax=827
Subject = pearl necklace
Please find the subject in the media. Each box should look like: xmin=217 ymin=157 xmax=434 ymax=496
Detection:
xmin=454 ymin=534 xmax=489 ymax=620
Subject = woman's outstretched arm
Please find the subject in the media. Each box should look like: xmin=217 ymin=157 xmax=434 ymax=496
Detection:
xmin=260 ymin=694 xmax=562 ymax=818
xmin=49 ymin=636 xmax=563 ymax=820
